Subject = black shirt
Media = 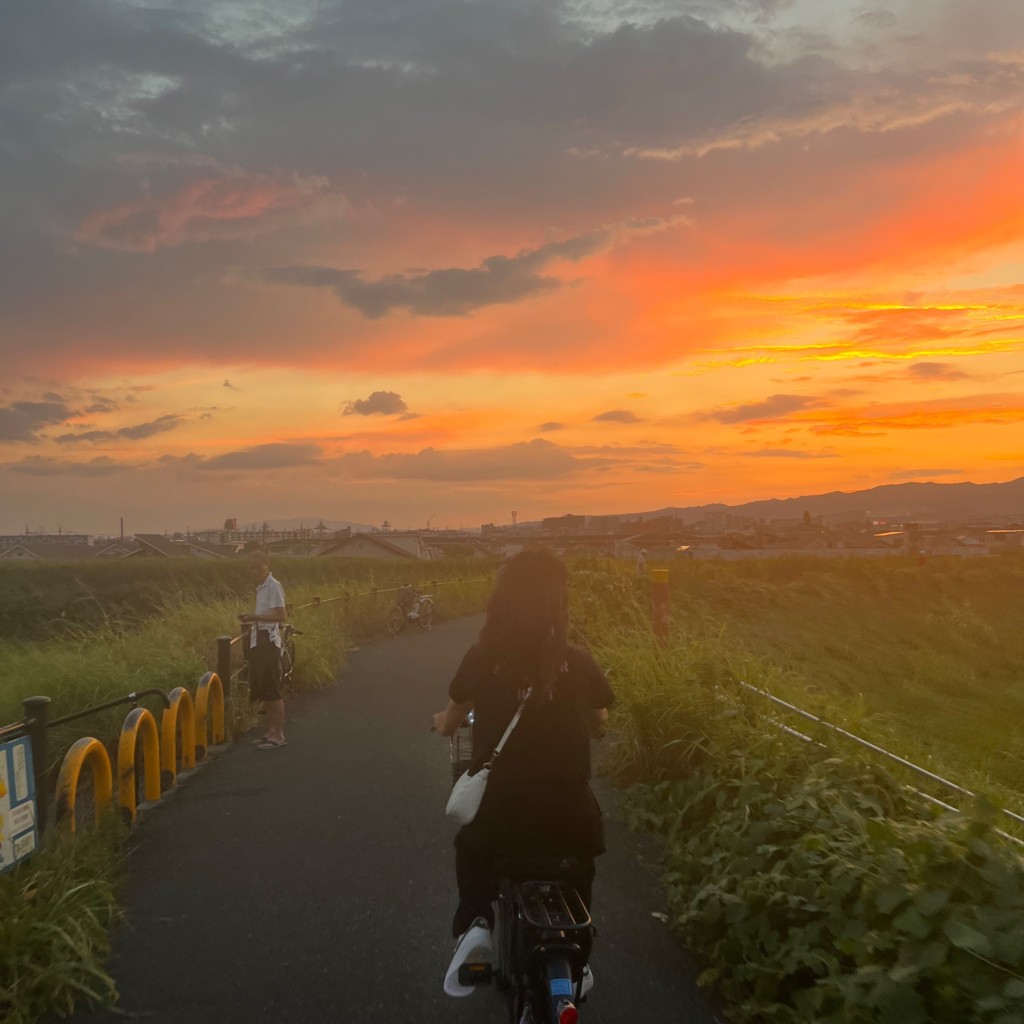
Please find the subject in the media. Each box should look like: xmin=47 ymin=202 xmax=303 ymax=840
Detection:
xmin=449 ymin=643 xmax=614 ymax=784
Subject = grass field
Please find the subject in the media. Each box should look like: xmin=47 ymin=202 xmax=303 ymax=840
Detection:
xmin=574 ymin=553 xmax=1024 ymax=1024
xmin=3 ymin=551 xmax=1023 ymax=1023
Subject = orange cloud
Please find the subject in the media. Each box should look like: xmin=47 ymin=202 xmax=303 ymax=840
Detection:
xmin=801 ymin=396 xmax=1024 ymax=436
xmin=76 ymin=174 xmax=347 ymax=252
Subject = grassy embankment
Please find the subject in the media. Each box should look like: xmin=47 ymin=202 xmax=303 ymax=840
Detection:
xmin=0 ymin=556 xmax=494 ymax=1024
xmin=4 ymin=553 xmax=1024 ymax=1023
xmin=574 ymin=554 xmax=1024 ymax=1024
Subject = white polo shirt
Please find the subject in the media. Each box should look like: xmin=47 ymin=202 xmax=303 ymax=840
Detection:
xmin=251 ymin=572 xmax=286 ymax=649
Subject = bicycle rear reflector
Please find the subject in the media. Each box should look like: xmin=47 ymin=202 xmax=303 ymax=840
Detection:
xmin=457 ymin=963 xmax=492 ymax=985
xmin=557 ymin=1002 xmax=579 ymax=1024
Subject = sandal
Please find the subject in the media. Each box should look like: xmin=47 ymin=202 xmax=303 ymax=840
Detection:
xmin=252 ymin=734 xmax=271 ymax=745
xmin=256 ymin=738 xmax=287 ymax=749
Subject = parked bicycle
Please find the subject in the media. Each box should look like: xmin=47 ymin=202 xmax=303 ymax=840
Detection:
xmin=280 ymin=623 xmax=301 ymax=685
xmin=239 ymin=623 xmax=301 ymax=687
xmin=386 ymin=584 xmax=434 ymax=634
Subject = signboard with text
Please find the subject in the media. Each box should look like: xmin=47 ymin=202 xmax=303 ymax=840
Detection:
xmin=0 ymin=736 xmax=39 ymax=874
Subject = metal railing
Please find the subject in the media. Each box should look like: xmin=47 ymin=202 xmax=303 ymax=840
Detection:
xmin=3 ymin=689 xmax=170 ymax=835
xmin=734 ymin=679 xmax=1024 ymax=849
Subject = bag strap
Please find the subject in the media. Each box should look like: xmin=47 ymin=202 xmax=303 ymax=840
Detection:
xmin=482 ymin=687 xmax=531 ymax=770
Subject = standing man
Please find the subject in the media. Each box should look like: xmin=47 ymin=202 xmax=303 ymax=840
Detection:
xmin=240 ymin=553 xmax=288 ymax=749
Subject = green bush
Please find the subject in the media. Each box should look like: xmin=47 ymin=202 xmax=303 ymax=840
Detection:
xmin=587 ymin=569 xmax=1024 ymax=1024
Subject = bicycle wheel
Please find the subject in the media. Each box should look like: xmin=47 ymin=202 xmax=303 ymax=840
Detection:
xmin=386 ymin=605 xmax=405 ymax=635
xmin=281 ymin=639 xmax=296 ymax=685
xmin=416 ymin=597 xmax=434 ymax=630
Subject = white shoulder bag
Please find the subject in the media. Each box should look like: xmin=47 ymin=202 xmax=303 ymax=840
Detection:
xmin=446 ymin=689 xmax=531 ymax=826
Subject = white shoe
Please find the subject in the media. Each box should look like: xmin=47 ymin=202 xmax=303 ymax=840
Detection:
xmin=580 ymin=964 xmax=593 ymax=999
xmin=443 ymin=918 xmax=493 ymax=997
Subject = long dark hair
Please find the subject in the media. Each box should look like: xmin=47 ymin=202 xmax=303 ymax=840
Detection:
xmin=479 ymin=548 xmax=569 ymax=698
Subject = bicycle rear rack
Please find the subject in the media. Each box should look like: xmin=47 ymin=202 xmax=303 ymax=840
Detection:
xmin=517 ymin=880 xmax=591 ymax=932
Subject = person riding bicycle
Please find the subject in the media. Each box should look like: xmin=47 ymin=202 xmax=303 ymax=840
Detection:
xmin=432 ymin=548 xmax=614 ymax=997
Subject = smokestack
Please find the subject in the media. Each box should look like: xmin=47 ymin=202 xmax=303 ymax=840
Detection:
xmin=120 ymin=517 xmax=124 ymax=541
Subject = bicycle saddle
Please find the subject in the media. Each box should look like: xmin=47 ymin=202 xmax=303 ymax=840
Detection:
xmin=495 ymin=856 xmax=585 ymax=882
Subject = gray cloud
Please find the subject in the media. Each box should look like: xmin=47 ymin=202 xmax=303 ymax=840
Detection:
xmin=702 ymin=394 xmax=822 ymax=424
xmin=537 ymin=421 xmax=563 ymax=432
xmin=0 ymin=400 xmax=75 ymax=442
xmin=906 ymin=362 xmax=970 ymax=381
xmin=258 ymin=233 xmax=606 ymax=318
xmin=186 ymin=443 xmax=324 ymax=471
xmin=1 ymin=0 xmax=1020 ymax=374
xmin=593 ymin=409 xmax=642 ymax=424
xmin=855 ymin=10 xmax=900 ymax=30
xmin=7 ymin=455 xmax=125 ymax=476
xmin=343 ymin=391 xmax=409 ymax=416
xmin=889 ymin=468 xmax=966 ymax=480
xmin=55 ymin=414 xmax=185 ymax=444
xmin=741 ymin=448 xmax=839 ymax=459
xmin=85 ymin=397 xmax=120 ymax=414
xmin=331 ymin=439 xmax=583 ymax=481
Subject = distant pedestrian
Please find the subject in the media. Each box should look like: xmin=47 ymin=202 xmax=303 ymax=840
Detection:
xmin=635 ymin=549 xmax=647 ymax=575
xmin=240 ymin=553 xmax=288 ymax=749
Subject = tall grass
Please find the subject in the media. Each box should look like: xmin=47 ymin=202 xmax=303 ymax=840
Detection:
xmin=0 ymin=557 xmax=494 ymax=1022
xmin=576 ymin=556 xmax=1024 ymax=1023
xmin=0 ymin=820 xmax=122 ymax=1024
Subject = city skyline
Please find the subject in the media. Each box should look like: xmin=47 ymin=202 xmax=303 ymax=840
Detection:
xmin=3 ymin=0 xmax=1023 ymax=534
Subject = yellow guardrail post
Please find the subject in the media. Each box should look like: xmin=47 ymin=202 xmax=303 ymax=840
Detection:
xmin=55 ymin=737 xmax=113 ymax=831
xmin=118 ymin=707 xmax=161 ymax=824
xmin=160 ymin=686 xmax=196 ymax=789
xmin=194 ymin=671 xmax=226 ymax=760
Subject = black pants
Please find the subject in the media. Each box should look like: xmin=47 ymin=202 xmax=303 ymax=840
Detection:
xmin=248 ymin=631 xmax=283 ymax=702
xmin=452 ymin=779 xmax=603 ymax=938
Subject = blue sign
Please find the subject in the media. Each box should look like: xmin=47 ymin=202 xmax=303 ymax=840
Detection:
xmin=549 ymin=978 xmax=573 ymax=997
xmin=0 ymin=736 xmax=39 ymax=874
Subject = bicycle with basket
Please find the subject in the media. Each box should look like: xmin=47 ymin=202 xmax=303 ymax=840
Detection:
xmin=386 ymin=583 xmax=434 ymax=634
xmin=448 ymin=718 xmax=593 ymax=1024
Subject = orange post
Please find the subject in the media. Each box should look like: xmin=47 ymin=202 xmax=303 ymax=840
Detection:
xmin=118 ymin=707 xmax=161 ymax=823
xmin=650 ymin=568 xmax=670 ymax=643
xmin=55 ymin=738 xmax=113 ymax=831
xmin=194 ymin=671 xmax=226 ymax=760
xmin=160 ymin=686 xmax=196 ymax=789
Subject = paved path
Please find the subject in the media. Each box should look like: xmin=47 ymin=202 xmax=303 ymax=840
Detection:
xmin=72 ymin=615 xmax=723 ymax=1023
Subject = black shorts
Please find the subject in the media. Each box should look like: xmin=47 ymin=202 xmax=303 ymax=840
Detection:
xmin=248 ymin=632 xmax=283 ymax=702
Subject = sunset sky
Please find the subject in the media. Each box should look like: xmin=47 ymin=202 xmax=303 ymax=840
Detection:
xmin=2 ymin=0 xmax=1023 ymax=534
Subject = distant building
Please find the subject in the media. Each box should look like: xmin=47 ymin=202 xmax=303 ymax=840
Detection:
xmin=541 ymin=514 xmax=585 ymax=535
xmin=0 ymin=543 xmax=98 ymax=562
xmin=0 ymin=533 xmax=91 ymax=551
xmin=318 ymin=532 xmax=420 ymax=560
xmin=126 ymin=534 xmax=232 ymax=558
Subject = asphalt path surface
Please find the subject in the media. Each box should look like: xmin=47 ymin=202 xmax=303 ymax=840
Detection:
xmin=71 ymin=615 xmax=724 ymax=1024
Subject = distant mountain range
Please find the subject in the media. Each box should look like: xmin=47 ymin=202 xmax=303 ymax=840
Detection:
xmin=631 ymin=476 xmax=1024 ymax=525
xmin=205 ymin=477 xmax=1024 ymax=537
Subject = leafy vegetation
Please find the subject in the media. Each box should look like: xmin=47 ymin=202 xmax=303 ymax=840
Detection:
xmin=580 ymin=554 xmax=1024 ymax=1023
